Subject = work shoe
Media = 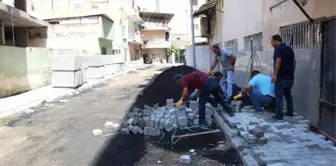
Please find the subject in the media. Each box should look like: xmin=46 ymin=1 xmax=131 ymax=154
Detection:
xmin=228 ymin=111 xmax=235 ymax=117
xmin=272 ymin=115 xmax=283 ymax=120
xmin=284 ymin=111 xmax=294 ymax=117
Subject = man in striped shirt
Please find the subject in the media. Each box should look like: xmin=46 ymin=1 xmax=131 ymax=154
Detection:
xmin=174 ymin=71 xmax=235 ymax=125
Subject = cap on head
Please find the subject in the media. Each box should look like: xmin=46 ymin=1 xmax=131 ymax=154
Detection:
xmin=173 ymin=74 xmax=183 ymax=82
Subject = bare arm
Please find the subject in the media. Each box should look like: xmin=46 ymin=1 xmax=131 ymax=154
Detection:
xmin=181 ymin=87 xmax=189 ymax=102
xmin=241 ymin=84 xmax=252 ymax=96
xmin=273 ymin=57 xmax=281 ymax=77
xmin=196 ymin=89 xmax=201 ymax=97
xmin=210 ymin=59 xmax=218 ymax=71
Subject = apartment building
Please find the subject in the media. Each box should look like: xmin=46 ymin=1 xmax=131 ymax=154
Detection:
xmin=191 ymin=0 xmax=336 ymax=138
xmin=139 ymin=11 xmax=174 ymax=63
xmin=25 ymin=0 xmax=143 ymax=61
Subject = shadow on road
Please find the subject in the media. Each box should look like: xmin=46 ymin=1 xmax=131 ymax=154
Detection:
xmin=91 ymin=66 xmax=242 ymax=166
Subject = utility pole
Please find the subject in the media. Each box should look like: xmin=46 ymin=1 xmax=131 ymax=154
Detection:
xmin=189 ymin=0 xmax=196 ymax=68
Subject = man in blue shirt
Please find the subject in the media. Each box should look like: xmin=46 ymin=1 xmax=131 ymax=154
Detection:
xmin=271 ymin=35 xmax=296 ymax=120
xmin=241 ymin=70 xmax=275 ymax=112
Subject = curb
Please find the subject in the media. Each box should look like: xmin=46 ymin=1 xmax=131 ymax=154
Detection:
xmin=0 ymin=65 xmax=153 ymax=119
xmin=213 ymin=112 xmax=258 ymax=166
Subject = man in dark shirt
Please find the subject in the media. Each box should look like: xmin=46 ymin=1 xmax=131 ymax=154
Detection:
xmin=174 ymin=71 xmax=234 ymax=125
xmin=271 ymin=34 xmax=296 ymax=120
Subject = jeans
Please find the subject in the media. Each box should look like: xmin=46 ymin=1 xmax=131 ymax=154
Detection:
xmin=189 ymin=89 xmax=217 ymax=105
xmin=248 ymin=89 xmax=274 ymax=111
xmin=275 ymin=78 xmax=294 ymax=117
xmin=199 ymin=78 xmax=234 ymax=120
xmin=220 ymin=70 xmax=234 ymax=99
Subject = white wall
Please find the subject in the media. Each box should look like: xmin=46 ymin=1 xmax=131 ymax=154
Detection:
xmin=222 ymin=0 xmax=263 ymax=50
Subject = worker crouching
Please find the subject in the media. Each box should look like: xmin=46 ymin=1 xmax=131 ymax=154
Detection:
xmin=174 ymin=71 xmax=235 ymax=126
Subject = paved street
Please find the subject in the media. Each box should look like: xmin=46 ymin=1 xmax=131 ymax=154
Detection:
xmin=0 ymin=66 xmax=164 ymax=166
xmin=0 ymin=66 xmax=238 ymax=166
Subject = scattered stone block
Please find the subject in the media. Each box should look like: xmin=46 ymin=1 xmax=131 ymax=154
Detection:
xmin=127 ymin=118 xmax=134 ymax=126
xmin=256 ymin=122 xmax=270 ymax=130
xmin=248 ymin=127 xmax=264 ymax=138
xmin=120 ymin=128 xmax=129 ymax=134
xmin=144 ymin=127 xmax=150 ymax=135
xmin=190 ymin=101 xmax=198 ymax=110
xmin=134 ymin=126 xmax=144 ymax=134
xmin=149 ymin=116 xmax=155 ymax=128
xmin=166 ymin=99 xmax=174 ymax=105
xmin=236 ymin=125 xmax=245 ymax=131
xmin=164 ymin=121 xmax=174 ymax=132
xmin=93 ymin=129 xmax=103 ymax=136
xmin=264 ymin=133 xmax=281 ymax=142
xmin=159 ymin=118 xmax=165 ymax=129
xmin=257 ymin=137 xmax=268 ymax=145
xmin=104 ymin=121 xmax=120 ymax=130
xmin=179 ymin=155 xmax=191 ymax=164
xmin=154 ymin=117 xmax=160 ymax=128
xmin=129 ymin=126 xmax=138 ymax=134
xmin=187 ymin=113 xmax=194 ymax=120
xmin=178 ymin=116 xmax=188 ymax=127
xmin=193 ymin=119 xmax=199 ymax=125
xmin=206 ymin=118 xmax=212 ymax=126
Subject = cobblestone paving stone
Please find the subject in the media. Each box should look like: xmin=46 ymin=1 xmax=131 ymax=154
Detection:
xmin=223 ymin=108 xmax=336 ymax=166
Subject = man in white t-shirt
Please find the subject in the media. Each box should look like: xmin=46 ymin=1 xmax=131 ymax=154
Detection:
xmin=208 ymin=44 xmax=236 ymax=102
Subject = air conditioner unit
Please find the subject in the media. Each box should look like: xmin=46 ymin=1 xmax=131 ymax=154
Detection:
xmin=200 ymin=17 xmax=210 ymax=37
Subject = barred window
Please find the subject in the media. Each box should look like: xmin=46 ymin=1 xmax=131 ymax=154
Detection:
xmin=244 ymin=32 xmax=263 ymax=51
xmin=224 ymin=39 xmax=238 ymax=55
xmin=280 ymin=20 xmax=322 ymax=49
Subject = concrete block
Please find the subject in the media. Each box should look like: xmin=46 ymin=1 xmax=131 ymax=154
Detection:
xmin=120 ymin=128 xmax=129 ymax=134
xmin=257 ymin=137 xmax=268 ymax=145
xmin=150 ymin=116 xmax=155 ymax=128
xmin=248 ymin=127 xmax=264 ymax=138
xmin=236 ymin=125 xmax=245 ymax=131
xmin=264 ymin=133 xmax=281 ymax=142
xmin=177 ymin=116 xmax=188 ymax=127
xmin=52 ymin=70 xmax=83 ymax=88
xmin=127 ymin=118 xmax=134 ymax=126
xmin=190 ymin=101 xmax=198 ymax=110
xmin=187 ymin=113 xmax=194 ymax=120
xmin=159 ymin=118 xmax=165 ymax=129
xmin=168 ymin=108 xmax=176 ymax=115
xmin=129 ymin=126 xmax=138 ymax=134
xmin=256 ymin=122 xmax=270 ymax=130
xmin=143 ymin=108 xmax=152 ymax=116
xmin=179 ymin=155 xmax=191 ymax=164
xmin=93 ymin=129 xmax=103 ymax=136
xmin=176 ymin=107 xmax=186 ymax=117
xmin=193 ymin=119 xmax=199 ymax=125
xmin=154 ymin=117 xmax=160 ymax=128
xmin=166 ymin=99 xmax=174 ymax=105
xmin=104 ymin=121 xmax=120 ymax=130
xmin=143 ymin=117 xmax=150 ymax=127
xmin=133 ymin=126 xmax=143 ymax=134
xmin=87 ymin=66 xmax=105 ymax=80
xmin=52 ymin=55 xmax=82 ymax=71
xmin=153 ymin=128 xmax=160 ymax=136
xmin=144 ymin=127 xmax=150 ymax=135
xmin=206 ymin=118 xmax=212 ymax=126
xmin=164 ymin=120 xmax=174 ymax=132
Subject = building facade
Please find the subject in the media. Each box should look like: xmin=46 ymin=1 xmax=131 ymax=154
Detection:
xmin=191 ymin=0 xmax=336 ymax=138
xmin=139 ymin=11 xmax=174 ymax=63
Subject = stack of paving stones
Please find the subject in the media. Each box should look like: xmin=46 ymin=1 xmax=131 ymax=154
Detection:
xmin=120 ymin=99 xmax=218 ymax=136
xmin=222 ymin=107 xmax=336 ymax=166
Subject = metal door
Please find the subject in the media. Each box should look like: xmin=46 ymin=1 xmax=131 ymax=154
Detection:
xmin=319 ymin=17 xmax=336 ymax=138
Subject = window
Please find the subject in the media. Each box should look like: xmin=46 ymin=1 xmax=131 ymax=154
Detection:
xmin=280 ymin=20 xmax=322 ymax=49
xmin=244 ymin=32 xmax=263 ymax=51
xmin=224 ymin=39 xmax=238 ymax=55
xmin=101 ymin=47 xmax=107 ymax=55
xmin=151 ymin=54 xmax=160 ymax=60
xmin=192 ymin=0 xmax=198 ymax=6
xmin=194 ymin=24 xmax=199 ymax=31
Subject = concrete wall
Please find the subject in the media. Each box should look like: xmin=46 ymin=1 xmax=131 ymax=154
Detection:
xmin=0 ymin=46 xmax=80 ymax=97
xmin=142 ymin=48 xmax=166 ymax=62
xmin=262 ymin=0 xmax=336 ymax=49
xmin=142 ymin=30 xmax=166 ymax=41
xmin=222 ymin=0 xmax=263 ymax=50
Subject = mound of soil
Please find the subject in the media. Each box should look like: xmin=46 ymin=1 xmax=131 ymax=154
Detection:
xmin=132 ymin=65 xmax=198 ymax=108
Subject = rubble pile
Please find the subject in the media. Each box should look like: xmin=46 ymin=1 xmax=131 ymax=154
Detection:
xmin=120 ymin=99 xmax=221 ymax=136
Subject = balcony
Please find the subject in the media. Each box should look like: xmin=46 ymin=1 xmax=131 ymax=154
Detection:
xmin=128 ymin=31 xmax=143 ymax=45
xmin=128 ymin=9 xmax=142 ymax=23
xmin=143 ymin=39 xmax=171 ymax=49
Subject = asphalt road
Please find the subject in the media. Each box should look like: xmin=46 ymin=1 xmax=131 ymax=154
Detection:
xmin=0 ymin=66 xmax=241 ymax=166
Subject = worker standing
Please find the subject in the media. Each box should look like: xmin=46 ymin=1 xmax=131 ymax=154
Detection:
xmin=208 ymin=45 xmax=236 ymax=103
xmin=240 ymin=70 xmax=275 ymax=112
xmin=271 ymin=35 xmax=296 ymax=120
xmin=174 ymin=71 xmax=235 ymax=125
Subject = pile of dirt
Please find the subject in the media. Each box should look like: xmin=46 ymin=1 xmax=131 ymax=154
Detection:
xmin=132 ymin=65 xmax=198 ymax=108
